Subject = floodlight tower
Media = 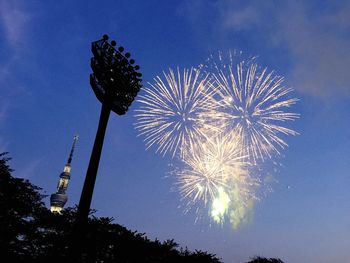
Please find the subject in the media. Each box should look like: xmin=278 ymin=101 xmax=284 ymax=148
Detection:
xmin=75 ymin=34 xmax=142 ymax=225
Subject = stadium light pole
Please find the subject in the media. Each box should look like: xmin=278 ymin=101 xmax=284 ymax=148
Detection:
xmin=75 ymin=34 xmax=142 ymax=228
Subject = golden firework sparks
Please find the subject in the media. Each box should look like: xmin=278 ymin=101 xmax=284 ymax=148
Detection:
xmin=175 ymin=132 xmax=247 ymax=206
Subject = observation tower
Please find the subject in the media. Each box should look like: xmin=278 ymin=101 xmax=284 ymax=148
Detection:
xmin=50 ymin=135 xmax=78 ymax=213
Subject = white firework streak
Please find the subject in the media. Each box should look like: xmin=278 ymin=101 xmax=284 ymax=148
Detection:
xmin=134 ymin=67 xmax=216 ymax=157
xmin=210 ymin=59 xmax=299 ymax=162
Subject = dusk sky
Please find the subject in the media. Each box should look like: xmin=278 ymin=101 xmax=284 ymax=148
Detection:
xmin=1 ymin=1 xmax=350 ymax=262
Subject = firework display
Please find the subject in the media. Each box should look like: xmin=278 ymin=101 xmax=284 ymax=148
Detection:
xmin=134 ymin=52 xmax=298 ymax=228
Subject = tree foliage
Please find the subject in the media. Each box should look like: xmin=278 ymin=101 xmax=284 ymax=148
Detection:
xmin=0 ymin=152 xmax=48 ymax=260
xmin=0 ymin=153 xmax=221 ymax=262
xmin=246 ymin=256 xmax=285 ymax=263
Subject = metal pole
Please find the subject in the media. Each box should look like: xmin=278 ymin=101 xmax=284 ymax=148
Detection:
xmin=76 ymin=103 xmax=111 ymax=225
xmin=70 ymin=104 xmax=110 ymax=260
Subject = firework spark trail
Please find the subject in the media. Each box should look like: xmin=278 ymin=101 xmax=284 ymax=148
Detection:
xmin=174 ymin=131 xmax=260 ymax=225
xmin=134 ymin=67 xmax=217 ymax=158
xmin=175 ymin=132 xmax=246 ymax=206
xmin=207 ymin=52 xmax=299 ymax=162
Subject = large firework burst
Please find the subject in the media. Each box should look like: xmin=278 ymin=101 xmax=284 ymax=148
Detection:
xmin=134 ymin=67 xmax=215 ymax=157
xmin=134 ymin=52 xmax=299 ymax=228
xmin=208 ymin=52 xmax=299 ymax=162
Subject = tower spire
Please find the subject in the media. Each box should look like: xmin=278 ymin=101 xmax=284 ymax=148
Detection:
xmin=50 ymin=135 xmax=79 ymax=213
xmin=68 ymin=135 xmax=79 ymax=164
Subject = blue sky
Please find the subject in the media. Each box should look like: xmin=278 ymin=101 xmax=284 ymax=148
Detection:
xmin=1 ymin=0 xmax=350 ymax=262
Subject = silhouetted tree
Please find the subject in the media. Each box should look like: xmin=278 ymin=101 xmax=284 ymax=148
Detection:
xmin=246 ymin=256 xmax=285 ymax=263
xmin=0 ymin=153 xmax=221 ymax=262
xmin=0 ymin=152 xmax=49 ymax=261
